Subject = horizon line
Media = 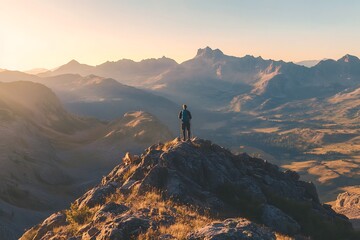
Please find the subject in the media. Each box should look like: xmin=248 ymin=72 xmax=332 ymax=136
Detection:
xmin=2 ymin=47 xmax=358 ymax=72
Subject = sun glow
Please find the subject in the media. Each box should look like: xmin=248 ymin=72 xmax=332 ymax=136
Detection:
xmin=0 ymin=0 xmax=359 ymax=70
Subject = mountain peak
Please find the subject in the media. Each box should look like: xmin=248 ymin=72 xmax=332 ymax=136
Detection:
xmin=196 ymin=46 xmax=224 ymax=59
xmin=66 ymin=59 xmax=80 ymax=65
xmin=338 ymin=54 xmax=360 ymax=63
xmin=23 ymin=138 xmax=354 ymax=239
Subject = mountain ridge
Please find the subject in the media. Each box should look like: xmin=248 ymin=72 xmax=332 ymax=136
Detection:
xmin=16 ymin=47 xmax=360 ymax=114
xmin=38 ymin=47 xmax=360 ymax=73
xmin=0 ymin=81 xmax=174 ymax=239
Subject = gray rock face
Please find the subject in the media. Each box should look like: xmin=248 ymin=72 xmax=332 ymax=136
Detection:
xmin=21 ymin=138 xmax=354 ymax=240
xmin=82 ymin=227 xmax=99 ymax=240
xmin=98 ymin=202 xmax=129 ymax=215
xmin=76 ymin=184 xmax=117 ymax=209
xmin=96 ymin=215 xmax=150 ymax=240
xmin=27 ymin=212 xmax=67 ymax=240
xmin=261 ymin=204 xmax=300 ymax=235
xmin=187 ymin=218 xmax=275 ymax=240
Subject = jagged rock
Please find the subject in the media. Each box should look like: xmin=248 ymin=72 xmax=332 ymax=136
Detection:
xmin=336 ymin=192 xmax=360 ymax=209
xmin=121 ymin=216 xmax=150 ymax=233
xmin=237 ymin=177 xmax=267 ymax=204
xmin=29 ymin=212 xmax=67 ymax=240
xmin=42 ymin=212 xmax=67 ymax=229
xmin=284 ymin=169 xmax=300 ymax=181
xmin=78 ymin=223 xmax=92 ymax=235
xmin=82 ymin=227 xmax=99 ymax=240
xmin=110 ymin=215 xmax=150 ymax=239
xmin=138 ymin=166 xmax=169 ymax=193
xmin=298 ymin=181 xmax=320 ymax=203
xmin=261 ymin=204 xmax=300 ymax=235
xmin=123 ymin=152 xmax=140 ymax=165
xmin=92 ymin=203 xmax=129 ymax=225
xmin=187 ymin=218 xmax=275 ymax=240
xmin=333 ymin=191 xmax=360 ymax=230
xmin=76 ymin=184 xmax=116 ymax=208
xmin=22 ymin=138 xmax=355 ymax=240
xmin=97 ymin=215 xmax=150 ymax=239
xmin=99 ymin=202 xmax=129 ymax=215
xmin=120 ymin=179 xmax=140 ymax=194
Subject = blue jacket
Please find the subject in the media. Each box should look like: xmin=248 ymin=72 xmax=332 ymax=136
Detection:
xmin=179 ymin=109 xmax=192 ymax=122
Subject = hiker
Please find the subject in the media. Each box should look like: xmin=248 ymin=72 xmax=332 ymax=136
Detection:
xmin=179 ymin=104 xmax=192 ymax=141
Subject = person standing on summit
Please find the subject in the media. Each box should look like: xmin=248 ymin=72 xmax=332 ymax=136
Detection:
xmin=179 ymin=104 xmax=192 ymax=141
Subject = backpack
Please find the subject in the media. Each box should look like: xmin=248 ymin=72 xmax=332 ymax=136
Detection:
xmin=181 ymin=110 xmax=190 ymax=122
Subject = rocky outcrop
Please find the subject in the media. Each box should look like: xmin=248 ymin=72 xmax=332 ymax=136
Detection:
xmin=21 ymin=138 xmax=355 ymax=240
xmin=333 ymin=191 xmax=360 ymax=230
xmin=187 ymin=218 xmax=275 ymax=240
xmin=261 ymin=204 xmax=300 ymax=235
xmin=335 ymin=192 xmax=360 ymax=215
xmin=31 ymin=212 xmax=67 ymax=240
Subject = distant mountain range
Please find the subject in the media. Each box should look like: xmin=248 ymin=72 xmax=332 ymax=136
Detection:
xmin=0 ymin=81 xmax=173 ymax=238
xmin=24 ymin=68 xmax=48 ymax=75
xmin=38 ymin=47 xmax=360 ymax=112
xmin=40 ymin=57 xmax=178 ymax=87
xmin=0 ymin=71 xmax=180 ymax=131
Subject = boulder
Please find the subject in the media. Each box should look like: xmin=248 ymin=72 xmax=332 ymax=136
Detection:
xmin=336 ymin=192 xmax=360 ymax=209
xmin=76 ymin=184 xmax=116 ymax=209
xmin=99 ymin=202 xmax=129 ymax=215
xmin=187 ymin=218 xmax=275 ymax=240
xmin=82 ymin=227 xmax=99 ymax=240
xmin=31 ymin=212 xmax=67 ymax=240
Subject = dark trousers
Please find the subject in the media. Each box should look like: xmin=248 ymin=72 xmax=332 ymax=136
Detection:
xmin=181 ymin=121 xmax=191 ymax=140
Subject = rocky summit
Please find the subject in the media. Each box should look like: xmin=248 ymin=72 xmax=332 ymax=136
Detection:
xmin=21 ymin=138 xmax=357 ymax=240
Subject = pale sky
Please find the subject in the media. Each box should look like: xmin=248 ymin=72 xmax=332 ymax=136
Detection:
xmin=1 ymin=0 xmax=359 ymax=70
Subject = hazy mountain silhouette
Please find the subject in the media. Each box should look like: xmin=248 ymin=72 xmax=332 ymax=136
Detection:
xmin=40 ymin=74 xmax=180 ymax=131
xmin=41 ymin=57 xmax=178 ymax=87
xmin=0 ymin=70 xmax=181 ymax=132
xmin=46 ymin=59 xmax=94 ymax=76
xmin=295 ymin=59 xmax=322 ymax=67
xmin=24 ymin=68 xmax=49 ymax=75
xmin=0 ymin=70 xmax=39 ymax=83
xmin=0 ymin=81 xmax=173 ymax=239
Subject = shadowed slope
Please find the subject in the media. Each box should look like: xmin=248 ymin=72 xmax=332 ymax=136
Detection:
xmin=0 ymin=81 xmax=174 ymax=239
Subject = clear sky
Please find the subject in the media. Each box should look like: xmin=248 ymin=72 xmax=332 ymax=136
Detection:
xmin=1 ymin=0 xmax=359 ymax=70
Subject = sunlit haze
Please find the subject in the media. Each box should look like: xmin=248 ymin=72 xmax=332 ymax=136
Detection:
xmin=1 ymin=0 xmax=360 ymax=70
